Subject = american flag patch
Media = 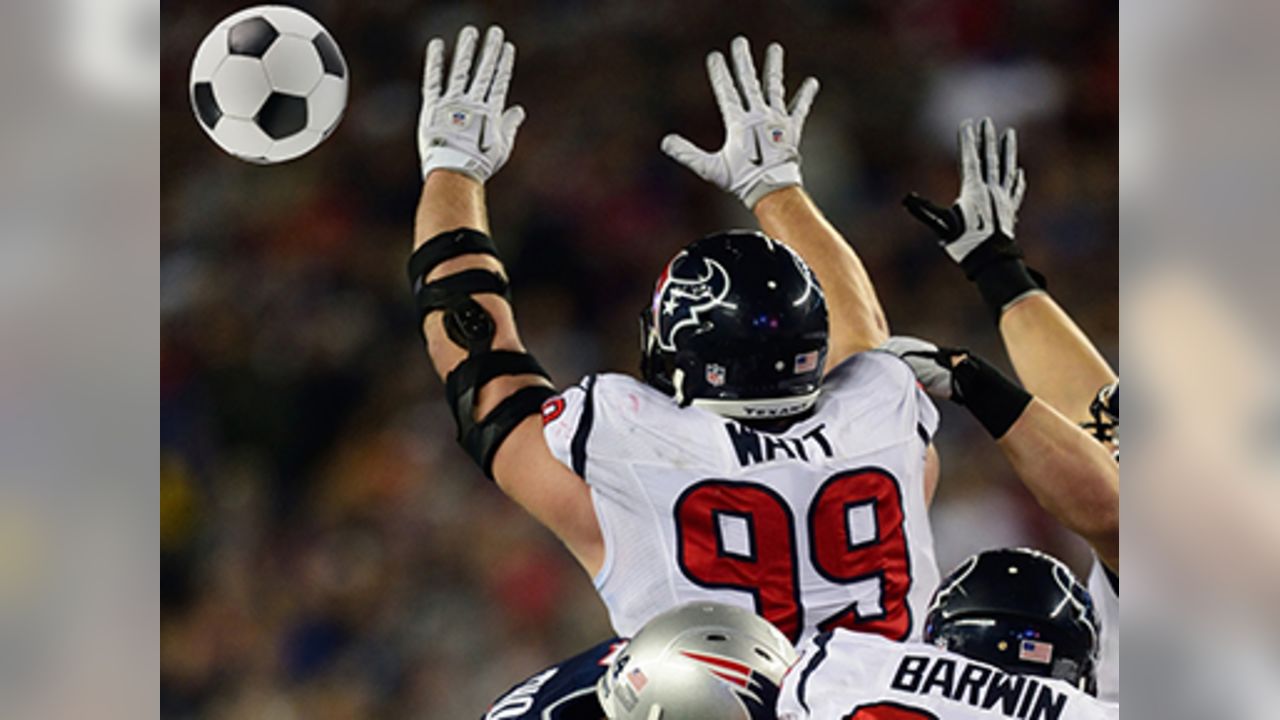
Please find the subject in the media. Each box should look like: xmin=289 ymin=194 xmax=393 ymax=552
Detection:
xmin=794 ymin=351 xmax=819 ymax=374
xmin=1019 ymin=639 xmax=1054 ymax=664
xmin=627 ymin=667 xmax=648 ymax=692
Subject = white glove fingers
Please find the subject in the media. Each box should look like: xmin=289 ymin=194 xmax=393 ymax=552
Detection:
xmin=1000 ymin=127 xmax=1018 ymax=190
xmin=879 ymin=336 xmax=952 ymax=400
xmin=423 ymin=38 xmax=445 ymax=100
xmin=788 ymin=77 xmax=820 ymax=129
xmin=1011 ymin=168 xmax=1027 ymax=208
xmin=501 ymin=104 xmax=526 ymax=141
xmin=469 ymin=25 xmax=505 ymax=99
xmin=980 ymin=117 xmax=999 ymax=183
xmin=488 ymin=41 xmax=516 ymax=107
xmin=764 ymin=43 xmax=785 ymax=109
xmin=661 ymin=133 xmax=718 ymax=182
xmin=730 ymin=36 xmax=765 ymax=110
xmin=958 ymin=119 xmax=980 ymax=187
xmin=706 ymin=51 xmax=743 ymax=117
xmin=446 ymin=25 xmax=480 ymax=96
xmin=667 ymin=37 xmax=811 ymax=205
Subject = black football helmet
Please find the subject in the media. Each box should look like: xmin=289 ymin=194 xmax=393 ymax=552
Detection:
xmin=640 ymin=230 xmax=828 ymax=420
xmin=924 ymin=548 xmax=1101 ymax=694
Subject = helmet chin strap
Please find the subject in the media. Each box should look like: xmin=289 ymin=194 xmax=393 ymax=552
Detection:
xmin=691 ymin=390 xmax=821 ymax=420
xmin=671 ymin=368 xmax=688 ymax=406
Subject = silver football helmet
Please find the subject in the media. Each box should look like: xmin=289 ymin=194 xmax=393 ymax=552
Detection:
xmin=596 ymin=603 xmax=797 ymax=720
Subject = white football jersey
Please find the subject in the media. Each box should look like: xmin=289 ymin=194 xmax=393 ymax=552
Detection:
xmin=1086 ymin=560 xmax=1118 ymax=702
xmin=779 ymin=630 xmax=1118 ymax=720
xmin=542 ymin=350 xmax=940 ymax=645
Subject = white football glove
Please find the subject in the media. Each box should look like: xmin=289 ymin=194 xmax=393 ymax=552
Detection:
xmin=878 ymin=335 xmax=953 ymax=400
xmin=903 ymin=117 xmax=1026 ymax=266
xmin=661 ymin=36 xmax=819 ymax=209
xmin=418 ymin=25 xmax=525 ymax=183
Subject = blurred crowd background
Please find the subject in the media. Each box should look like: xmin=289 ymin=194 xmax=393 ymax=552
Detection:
xmin=161 ymin=1 xmax=1116 ymax=717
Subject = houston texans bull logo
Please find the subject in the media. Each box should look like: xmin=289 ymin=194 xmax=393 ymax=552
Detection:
xmin=650 ymin=251 xmax=735 ymax=352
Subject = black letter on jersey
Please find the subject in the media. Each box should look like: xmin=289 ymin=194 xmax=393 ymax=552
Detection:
xmin=764 ymin=436 xmax=796 ymax=462
xmin=726 ymin=423 xmax=763 ymax=466
xmin=890 ymin=655 xmax=929 ymax=693
xmin=1017 ymin=678 xmax=1040 ymax=719
xmin=921 ymin=657 xmax=957 ymax=699
xmin=982 ymin=671 xmax=1027 ymax=716
xmin=1029 ymin=684 xmax=1067 ymax=720
xmin=953 ymin=662 xmax=993 ymax=705
xmin=803 ymin=424 xmax=834 ymax=458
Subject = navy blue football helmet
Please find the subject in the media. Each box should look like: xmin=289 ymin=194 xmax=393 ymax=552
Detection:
xmin=1082 ymin=381 xmax=1119 ymax=448
xmin=640 ymin=231 xmax=828 ymax=420
xmin=924 ymin=548 xmax=1101 ymax=694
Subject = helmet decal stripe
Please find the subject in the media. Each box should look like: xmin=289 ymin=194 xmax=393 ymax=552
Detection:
xmin=680 ymin=650 xmax=753 ymax=676
xmin=709 ymin=669 xmax=749 ymax=688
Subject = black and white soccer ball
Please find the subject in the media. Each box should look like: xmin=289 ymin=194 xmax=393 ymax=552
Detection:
xmin=189 ymin=5 xmax=347 ymax=164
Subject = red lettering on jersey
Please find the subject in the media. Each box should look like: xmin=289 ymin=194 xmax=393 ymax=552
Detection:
xmin=675 ymin=481 xmax=802 ymax=642
xmin=673 ymin=469 xmax=914 ymax=644
xmin=809 ymin=469 xmax=913 ymax=640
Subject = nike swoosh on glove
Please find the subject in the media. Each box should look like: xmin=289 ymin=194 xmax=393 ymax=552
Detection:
xmin=902 ymin=117 xmax=1026 ymax=275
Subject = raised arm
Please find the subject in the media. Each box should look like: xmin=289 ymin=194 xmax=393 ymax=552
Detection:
xmin=661 ymin=37 xmax=888 ymax=368
xmin=997 ymin=399 xmax=1119 ymax=571
xmin=754 ymin=188 xmax=889 ymax=360
xmin=999 ymin=295 xmax=1117 ymax=428
xmin=411 ymin=26 xmax=602 ymax=575
xmin=888 ymin=339 xmax=1119 ymax=572
xmin=904 ymin=118 xmax=1117 ymax=430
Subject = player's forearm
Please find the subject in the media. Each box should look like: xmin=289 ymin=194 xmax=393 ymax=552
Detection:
xmin=755 ymin=187 xmax=889 ymax=363
xmin=659 ymin=38 xmax=885 ymax=361
xmin=415 ymin=169 xmax=490 ymax=248
xmin=902 ymin=119 xmax=1115 ymax=426
xmin=999 ymin=293 xmax=1117 ymax=427
xmin=998 ymin=400 xmax=1120 ymax=570
xmin=415 ymin=170 xmax=500 ymax=380
xmin=889 ymin=344 xmax=1119 ymax=570
xmin=414 ymin=172 xmax=546 ymax=416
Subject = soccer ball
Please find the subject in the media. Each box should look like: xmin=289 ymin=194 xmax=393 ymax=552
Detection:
xmin=189 ymin=5 xmax=348 ymax=164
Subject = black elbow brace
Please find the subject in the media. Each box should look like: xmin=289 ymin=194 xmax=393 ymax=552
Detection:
xmin=408 ymin=228 xmax=556 ymax=478
xmin=445 ymin=351 xmax=554 ymax=478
